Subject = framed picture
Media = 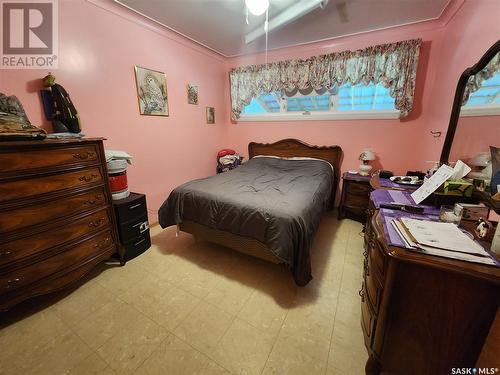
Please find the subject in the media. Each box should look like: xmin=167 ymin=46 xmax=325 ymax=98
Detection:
xmin=206 ymin=107 xmax=215 ymax=124
xmin=134 ymin=66 xmax=169 ymax=116
xmin=187 ymin=83 xmax=198 ymax=105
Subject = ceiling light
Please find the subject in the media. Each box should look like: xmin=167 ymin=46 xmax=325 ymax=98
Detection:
xmin=245 ymin=0 xmax=269 ymax=16
xmin=245 ymin=0 xmax=328 ymax=44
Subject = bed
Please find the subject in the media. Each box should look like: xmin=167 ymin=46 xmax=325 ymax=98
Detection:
xmin=158 ymin=139 xmax=343 ymax=286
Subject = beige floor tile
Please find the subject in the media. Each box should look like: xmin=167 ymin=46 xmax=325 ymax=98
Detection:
xmin=135 ymin=334 xmax=229 ymax=375
xmin=133 ymin=283 xmax=202 ymax=331
xmin=0 ymin=306 xmax=70 ymax=374
xmin=174 ymin=300 xmax=234 ymax=353
xmin=204 ymin=277 xmax=254 ymax=315
xmin=262 ymin=335 xmax=327 ymax=375
xmin=328 ymin=339 xmax=368 ymax=375
xmin=64 ymin=352 xmax=110 ymax=375
xmin=15 ymin=331 xmax=93 ymax=375
xmin=279 ymin=307 xmax=334 ymax=361
xmin=96 ymin=262 xmax=150 ymax=297
xmin=73 ymin=298 xmax=144 ymax=350
xmin=96 ymin=313 xmax=169 ymax=374
xmin=237 ymin=290 xmax=288 ymax=336
xmin=326 ymin=366 xmax=349 ymax=375
xmin=51 ymin=281 xmax=117 ymax=328
xmin=209 ymin=318 xmax=276 ymax=375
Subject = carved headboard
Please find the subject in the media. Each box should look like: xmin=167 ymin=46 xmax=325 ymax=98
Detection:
xmin=248 ymin=138 xmax=343 ymax=207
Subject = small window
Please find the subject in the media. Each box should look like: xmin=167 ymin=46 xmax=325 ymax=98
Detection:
xmin=461 ymin=71 xmax=500 ymax=116
xmin=241 ymin=82 xmax=398 ymax=121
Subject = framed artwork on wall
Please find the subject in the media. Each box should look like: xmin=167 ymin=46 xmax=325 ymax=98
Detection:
xmin=187 ymin=84 xmax=198 ymax=105
xmin=134 ymin=66 xmax=169 ymax=116
xmin=206 ymin=107 xmax=215 ymax=124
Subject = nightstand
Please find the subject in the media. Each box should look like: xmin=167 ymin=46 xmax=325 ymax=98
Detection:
xmin=338 ymin=172 xmax=372 ymax=222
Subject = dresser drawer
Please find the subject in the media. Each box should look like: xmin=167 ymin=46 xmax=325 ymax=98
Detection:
xmin=371 ymin=242 xmax=386 ymax=277
xmin=361 ymin=289 xmax=376 ymax=342
xmin=0 ymin=187 xmax=107 ymax=234
xmin=347 ymin=181 xmax=371 ymax=195
xmin=0 ymin=167 xmax=103 ymax=203
xmin=0 ymin=144 xmax=99 ymax=173
xmin=0 ymin=231 xmax=113 ymax=294
xmin=0 ymin=209 xmax=111 ymax=267
xmin=123 ymin=229 xmax=151 ymax=261
xmin=118 ymin=215 xmax=149 ymax=243
xmin=365 ymin=269 xmax=383 ymax=314
xmin=344 ymin=193 xmax=369 ymax=209
xmin=115 ymin=194 xmax=147 ymax=223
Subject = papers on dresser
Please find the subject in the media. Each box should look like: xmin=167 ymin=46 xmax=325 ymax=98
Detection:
xmin=391 ymin=218 xmax=497 ymax=266
xmin=411 ymin=164 xmax=454 ymax=204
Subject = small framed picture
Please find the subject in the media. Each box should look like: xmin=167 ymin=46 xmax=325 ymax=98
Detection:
xmin=206 ymin=107 xmax=215 ymax=124
xmin=187 ymin=84 xmax=198 ymax=105
xmin=134 ymin=66 xmax=169 ymax=116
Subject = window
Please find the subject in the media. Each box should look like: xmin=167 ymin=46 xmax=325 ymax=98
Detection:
xmin=461 ymin=71 xmax=500 ymax=116
xmin=241 ymin=82 xmax=399 ymax=121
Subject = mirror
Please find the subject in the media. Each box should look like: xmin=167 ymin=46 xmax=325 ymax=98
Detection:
xmin=440 ymin=40 xmax=500 ymax=213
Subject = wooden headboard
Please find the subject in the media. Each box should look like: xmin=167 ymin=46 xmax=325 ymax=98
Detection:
xmin=248 ymin=138 xmax=343 ymax=207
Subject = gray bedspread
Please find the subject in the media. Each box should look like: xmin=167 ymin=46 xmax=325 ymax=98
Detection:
xmin=158 ymin=156 xmax=335 ymax=286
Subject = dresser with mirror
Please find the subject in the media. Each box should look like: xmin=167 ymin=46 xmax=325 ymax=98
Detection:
xmin=361 ymin=40 xmax=500 ymax=375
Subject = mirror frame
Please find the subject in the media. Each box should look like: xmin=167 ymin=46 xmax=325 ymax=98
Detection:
xmin=440 ymin=39 xmax=500 ymax=164
xmin=440 ymin=40 xmax=500 ymax=214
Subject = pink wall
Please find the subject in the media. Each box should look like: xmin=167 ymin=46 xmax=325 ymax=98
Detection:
xmin=224 ymin=0 xmax=500 ymax=176
xmin=0 ymin=0 xmax=228 ymax=222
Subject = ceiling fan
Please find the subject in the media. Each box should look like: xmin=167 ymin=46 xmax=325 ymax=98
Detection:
xmin=245 ymin=0 xmax=330 ymax=44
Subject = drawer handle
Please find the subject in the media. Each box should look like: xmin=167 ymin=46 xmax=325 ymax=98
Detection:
xmin=79 ymin=174 xmax=98 ymax=183
xmin=86 ymin=194 xmax=104 ymax=205
xmin=4 ymin=278 xmax=20 ymax=289
xmin=94 ymin=237 xmax=111 ymax=248
xmin=129 ymin=203 xmax=142 ymax=210
xmin=73 ymin=152 xmax=96 ymax=160
xmin=88 ymin=218 xmax=105 ymax=228
xmin=359 ymin=288 xmax=365 ymax=302
xmin=0 ymin=250 xmax=11 ymax=256
xmin=134 ymin=238 xmax=146 ymax=246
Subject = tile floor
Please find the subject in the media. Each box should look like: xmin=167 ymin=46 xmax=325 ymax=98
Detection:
xmin=0 ymin=213 xmax=368 ymax=375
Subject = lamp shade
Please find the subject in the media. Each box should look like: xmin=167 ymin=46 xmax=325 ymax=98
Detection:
xmin=469 ymin=152 xmax=491 ymax=167
xmin=359 ymin=150 xmax=376 ymax=161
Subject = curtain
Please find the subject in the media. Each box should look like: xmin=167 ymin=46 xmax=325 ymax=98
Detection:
xmin=462 ymin=52 xmax=499 ymax=105
xmin=229 ymin=39 xmax=422 ymax=120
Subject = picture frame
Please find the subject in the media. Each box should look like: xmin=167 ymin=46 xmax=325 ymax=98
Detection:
xmin=206 ymin=107 xmax=215 ymax=124
xmin=134 ymin=66 xmax=169 ymax=116
xmin=187 ymin=83 xmax=198 ymax=105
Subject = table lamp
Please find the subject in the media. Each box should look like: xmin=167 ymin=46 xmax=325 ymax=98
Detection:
xmin=468 ymin=152 xmax=491 ymax=180
xmin=359 ymin=149 xmax=375 ymax=176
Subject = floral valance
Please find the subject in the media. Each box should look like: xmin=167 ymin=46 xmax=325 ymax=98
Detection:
xmin=462 ymin=52 xmax=499 ymax=105
xmin=229 ymin=39 xmax=422 ymax=120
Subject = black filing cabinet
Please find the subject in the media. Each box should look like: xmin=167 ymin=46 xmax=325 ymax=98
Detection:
xmin=113 ymin=192 xmax=151 ymax=262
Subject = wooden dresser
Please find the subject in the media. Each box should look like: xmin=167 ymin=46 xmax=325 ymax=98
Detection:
xmin=361 ymin=199 xmax=500 ymax=374
xmin=0 ymin=138 xmax=120 ymax=311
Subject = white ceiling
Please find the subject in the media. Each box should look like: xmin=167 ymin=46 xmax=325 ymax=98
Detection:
xmin=115 ymin=0 xmax=451 ymax=57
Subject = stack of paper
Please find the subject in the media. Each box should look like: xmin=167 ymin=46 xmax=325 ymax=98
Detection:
xmin=391 ymin=218 xmax=497 ymax=266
